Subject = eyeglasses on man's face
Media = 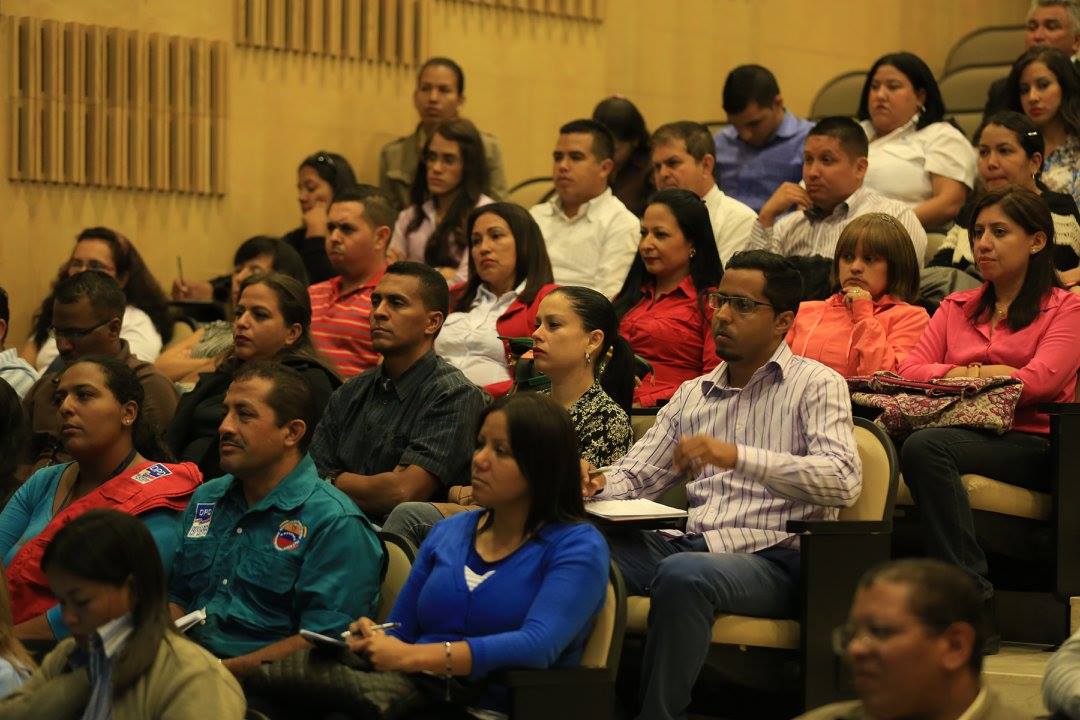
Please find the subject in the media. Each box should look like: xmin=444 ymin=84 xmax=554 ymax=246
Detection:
xmin=706 ymin=293 xmax=774 ymax=315
xmin=52 ymin=318 xmax=111 ymax=341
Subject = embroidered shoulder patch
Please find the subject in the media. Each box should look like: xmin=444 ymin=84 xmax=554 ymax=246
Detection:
xmin=274 ymin=519 xmax=307 ymax=552
xmin=186 ymin=503 xmax=215 ymax=538
xmin=131 ymin=463 xmax=173 ymax=485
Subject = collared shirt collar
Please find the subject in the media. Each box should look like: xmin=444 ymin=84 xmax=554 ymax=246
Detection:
xmin=956 ymin=686 xmax=988 ymax=720
xmin=92 ymin=613 xmax=134 ymax=660
xmin=475 ymin=279 xmax=526 ymax=305
xmin=864 ymin=113 xmax=919 ymax=143
xmin=421 ymin=198 xmax=438 ymax=223
xmin=773 ymin=110 xmax=804 ymax=141
xmin=547 ymin=186 xmax=613 ymax=221
xmin=702 ymin=341 xmax=793 ymax=395
xmin=373 ymin=348 xmax=439 ymax=400
xmin=329 ymin=267 xmax=386 ymax=300
xmin=227 ymin=454 xmax=320 ymax=513
xmin=642 ymin=275 xmax=697 ymax=302
xmin=703 ymin=184 xmax=723 ymax=205
xmin=804 ymin=186 xmax=870 ymax=223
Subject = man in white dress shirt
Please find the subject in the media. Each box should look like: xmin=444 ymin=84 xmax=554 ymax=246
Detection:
xmin=748 ymin=116 xmax=928 ymax=299
xmin=530 ymin=119 xmax=640 ymax=298
xmin=0 ymin=286 xmax=39 ymax=399
xmin=652 ymin=121 xmax=757 ymax=266
xmin=584 ymin=250 xmax=861 ymax=720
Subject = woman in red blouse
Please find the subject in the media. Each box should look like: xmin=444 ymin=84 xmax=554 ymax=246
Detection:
xmin=898 ymin=186 xmax=1080 ymax=614
xmin=614 ymin=188 xmax=723 ymax=406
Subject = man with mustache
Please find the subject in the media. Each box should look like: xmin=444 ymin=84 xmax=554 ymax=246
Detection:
xmin=583 ymin=250 xmax=861 ymax=720
xmin=797 ymin=559 xmax=1026 ymax=720
xmin=747 ymin=116 xmax=928 ymax=300
xmin=20 ymin=271 xmax=177 ymax=476
xmin=308 ymin=184 xmax=394 ymax=377
xmin=169 ymin=361 xmax=382 ymax=677
xmin=309 ymin=261 xmax=485 ymax=522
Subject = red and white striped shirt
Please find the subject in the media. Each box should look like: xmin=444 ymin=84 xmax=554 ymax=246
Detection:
xmin=309 ymin=271 xmax=385 ymax=377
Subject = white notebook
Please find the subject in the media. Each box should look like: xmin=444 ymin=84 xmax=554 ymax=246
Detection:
xmin=586 ymin=498 xmax=688 ymax=522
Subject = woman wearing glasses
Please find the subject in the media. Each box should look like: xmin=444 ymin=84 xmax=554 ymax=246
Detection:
xmin=0 ymin=356 xmax=200 ymax=644
xmin=786 ymin=213 xmax=928 ymax=376
xmin=22 ymin=228 xmax=172 ymax=372
xmin=387 ymin=119 xmax=494 ymax=284
xmin=614 ymin=188 xmax=722 ymax=407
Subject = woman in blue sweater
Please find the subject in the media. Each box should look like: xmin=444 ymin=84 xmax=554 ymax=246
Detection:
xmin=348 ymin=392 xmax=610 ymax=716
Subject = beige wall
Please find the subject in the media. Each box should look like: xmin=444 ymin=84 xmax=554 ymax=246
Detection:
xmin=0 ymin=0 xmax=1027 ymax=344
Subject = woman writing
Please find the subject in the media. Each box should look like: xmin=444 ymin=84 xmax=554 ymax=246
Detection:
xmin=787 ymin=213 xmax=928 ymax=376
xmin=0 ymin=510 xmax=244 ymax=718
xmin=166 ymin=273 xmax=340 ymax=480
xmin=24 ymin=227 xmax=172 ymax=371
xmin=899 ymin=186 xmax=1080 ymax=606
xmin=857 ymin=52 xmax=976 ymax=228
xmin=614 ymin=188 xmax=723 ymax=407
xmin=388 ymin=119 xmax=494 ymax=284
xmin=0 ymin=357 xmax=201 ymax=641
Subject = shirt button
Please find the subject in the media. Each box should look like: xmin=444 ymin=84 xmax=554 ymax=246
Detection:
xmin=222 ymin=578 xmax=228 ymax=586
xmin=236 ymin=528 xmax=243 ymax=534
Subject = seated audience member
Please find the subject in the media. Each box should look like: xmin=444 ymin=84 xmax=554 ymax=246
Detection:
xmin=749 ymin=116 xmax=928 ymax=300
xmin=530 ymin=119 xmax=640 ymax=299
xmin=167 ymin=273 xmax=340 ymax=481
xmin=309 ymin=262 xmax=485 ymax=520
xmin=0 ymin=540 xmax=32 ymax=698
xmin=308 ymin=185 xmax=394 ymax=378
xmin=285 ymin=151 xmax=358 ymax=284
xmin=435 ymin=202 xmax=556 ymax=394
xmin=615 ymin=189 xmax=723 ymax=406
xmin=1044 ymin=626 xmax=1080 ymax=718
xmin=984 ymin=0 xmax=1080 ymax=118
xmin=0 ymin=510 xmax=244 ymax=718
xmin=387 ymin=118 xmax=494 ymax=284
xmin=593 ymin=96 xmax=656 ymax=217
xmin=584 ymin=250 xmax=861 ymax=720
xmin=21 ymin=272 xmax=178 ymax=474
xmin=169 ymin=363 xmax=381 ymax=676
xmin=1005 ymin=46 xmax=1080 ymax=209
xmin=652 ymin=121 xmax=757 ymax=265
xmin=713 ymin=64 xmax=815 ymax=213
xmin=384 ymin=284 xmax=635 ymax=546
xmin=158 ymin=236 xmax=310 ymax=385
xmin=898 ymin=186 xmax=1080 ymax=634
xmin=929 ymin=112 xmax=1080 ymax=295
xmin=0 ymin=287 xmax=38 ymax=399
xmin=787 ymin=213 xmax=928 ymax=376
xmin=858 ymin=52 xmax=977 ymax=229
xmin=261 ymin=393 xmax=609 ymax=718
xmin=380 ymin=57 xmax=506 ymax=211
xmin=797 ymin=559 xmax=1026 ymax=720
xmin=0 ymin=381 xmax=28 ymax=508
xmin=24 ymin=227 xmax=173 ymax=371
xmin=2 ymin=356 xmax=199 ymax=642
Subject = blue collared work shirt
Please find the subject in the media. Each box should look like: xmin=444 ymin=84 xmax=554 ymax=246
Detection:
xmin=713 ymin=110 xmax=815 ymax=213
xmin=168 ymin=455 xmax=383 ymax=658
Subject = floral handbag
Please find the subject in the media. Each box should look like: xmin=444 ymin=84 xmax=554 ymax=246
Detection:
xmin=846 ymin=371 xmax=1024 ymax=440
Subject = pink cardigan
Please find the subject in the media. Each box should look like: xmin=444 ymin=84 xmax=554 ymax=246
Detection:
xmin=898 ymin=286 xmax=1080 ymax=435
xmin=786 ymin=293 xmax=929 ymax=377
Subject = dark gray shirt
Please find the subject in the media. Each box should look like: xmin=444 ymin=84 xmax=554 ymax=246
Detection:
xmin=309 ymin=350 xmax=485 ymax=488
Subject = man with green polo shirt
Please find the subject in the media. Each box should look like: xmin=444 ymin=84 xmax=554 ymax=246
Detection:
xmin=168 ymin=361 xmax=383 ymax=677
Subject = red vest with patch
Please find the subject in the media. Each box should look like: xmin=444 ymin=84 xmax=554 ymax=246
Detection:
xmin=7 ymin=461 xmax=202 ymax=624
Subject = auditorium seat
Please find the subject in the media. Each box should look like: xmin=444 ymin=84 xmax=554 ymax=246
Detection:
xmin=943 ymin=25 xmax=1025 ymax=75
xmin=507 ymin=176 xmax=555 ymax=208
xmin=624 ymin=416 xmax=899 ymax=712
xmin=375 ymin=531 xmax=416 ymax=622
xmin=809 ymin=71 xmax=866 ymax=120
xmin=939 ymin=65 xmax=1011 ymax=140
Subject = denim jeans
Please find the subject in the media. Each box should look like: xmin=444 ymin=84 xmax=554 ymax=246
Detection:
xmin=604 ymin=528 xmax=800 ymax=720
xmin=381 ymin=502 xmax=444 ymax=548
xmin=900 ymin=427 xmax=1050 ymax=598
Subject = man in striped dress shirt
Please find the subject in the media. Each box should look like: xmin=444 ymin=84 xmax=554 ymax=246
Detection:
xmin=308 ymin=185 xmax=393 ymax=377
xmin=585 ymin=250 xmax=862 ymax=720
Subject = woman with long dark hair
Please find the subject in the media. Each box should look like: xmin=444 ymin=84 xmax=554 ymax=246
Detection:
xmin=614 ymin=188 xmax=723 ymax=406
xmin=388 ymin=119 xmax=493 ymax=284
xmin=857 ymin=52 xmax=976 ymax=228
xmin=166 ymin=272 xmax=340 ymax=480
xmin=0 ymin=357 xmax=201 ymax=643
xmin=286 ymin=150 xmax=359 ymax=284
xmin=593 ymin=95 xmax=656 ymax=217
xmin=0 ymin=510 xmax=244 ymax=717
xmin=1005 ymin=46 xmax=1080 ymax=210
xmin=24 ymin=227 xmax=172 ymax=371
xmin=0 ymin=380 xmax=28 ymax=509
xmin=899 ymin=186 xmax=1080 ymax=611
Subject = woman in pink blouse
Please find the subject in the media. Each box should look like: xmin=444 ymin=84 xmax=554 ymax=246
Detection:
xmin=613 ymin=188 xmax=722 ymax=407
xmin=898 ymin=185 xmax=1080 ymax=612
xmin=786 ymin=213 xmax=928 ymax=376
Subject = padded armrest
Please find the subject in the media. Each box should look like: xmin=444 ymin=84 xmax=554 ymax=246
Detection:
xmin=1039 ymin=402 xmax=1080 ymax=415
xmin=502 ymin=667 xmax=611 ymax=687
xmin=786 ymin=519 xmax=891 ymax=534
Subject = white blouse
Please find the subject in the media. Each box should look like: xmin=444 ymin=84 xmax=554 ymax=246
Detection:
xmin=861 ymin=116 xmax=977 ymax=207
xmin=435 ymin=282 xmax=524 ymax=387
xmin=35 ymin=305 xmax=163 ymax=371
